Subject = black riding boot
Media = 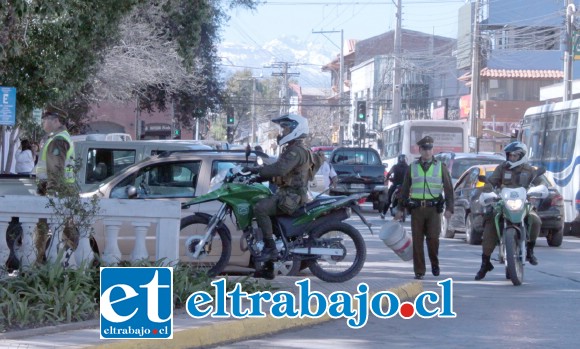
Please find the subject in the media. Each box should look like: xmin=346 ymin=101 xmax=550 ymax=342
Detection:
xmin=255 ymin=238 xmax=278 ymax=262
xmin=253 ymin=260 xmax=275 ymax=280
xmin=475 ymin=254 xmax=494 ymax=281
xmin=526 ymin=241 xmax=538 ymax=265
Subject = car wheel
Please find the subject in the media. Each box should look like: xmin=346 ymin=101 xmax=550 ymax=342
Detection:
xmin=546 ymin=228 xmax=563 ymax=247
xmin=441 ymin=216 xmax=455 ymax=238
xmin=465 ymin=214 xmax=481 ymax=245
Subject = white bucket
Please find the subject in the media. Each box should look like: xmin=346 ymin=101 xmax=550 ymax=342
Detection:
xmin=379 ymin=221 xmax=413 ymax=261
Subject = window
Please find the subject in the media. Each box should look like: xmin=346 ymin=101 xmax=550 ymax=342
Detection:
xmin=85 ymin=148 xmax=136 ymax=184
xmin=110 ymin=161 xmax=201 ymax=199
xmin=209 ymin=160 xmax=258 ymax=191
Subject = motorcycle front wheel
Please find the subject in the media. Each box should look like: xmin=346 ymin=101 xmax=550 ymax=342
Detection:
xmin=504 ymin=227 xmax=524 ymax=286
xmin=307 ymin=222 xmax=366 ymax=283
xmin=180 ymin=214 xmax=232 ymax=277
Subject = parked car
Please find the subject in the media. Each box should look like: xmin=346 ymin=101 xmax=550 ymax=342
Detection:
xmin=328 ymin=147 xmax=385 ymax=210
xmin=76 ymin=150 xmax=303 ymax=274
xmin=434 ymin=152 xmax=505 ymax=186
xmin=443 ymin=164 xmax=564 ymax=247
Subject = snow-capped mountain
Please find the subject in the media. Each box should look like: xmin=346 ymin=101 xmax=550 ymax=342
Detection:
xmin=218 ymin=35 xmax=336 ymax=88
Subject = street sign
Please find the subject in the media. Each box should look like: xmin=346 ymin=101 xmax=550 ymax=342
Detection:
xmin=469 ymin=136 xmax=477 ymax=149
xmin=0 ymin=86 xmax=17 ymax=126
xmin=33 ymin=108 xmax=42 ymax=124
xmin=573 ymin=31 xmax=580 ymax=60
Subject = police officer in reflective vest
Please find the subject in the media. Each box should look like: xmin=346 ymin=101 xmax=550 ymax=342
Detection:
xmin=36 ymin=108 xmax=76 ymax=195
xmin=395 ymin=136 xmax=454 ymax=280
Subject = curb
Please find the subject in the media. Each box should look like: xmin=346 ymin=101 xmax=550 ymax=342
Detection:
xmin=0 ymin=319 xmax=100 ymax=341
xmin=87 ymin=281 xmax=423 ymax=349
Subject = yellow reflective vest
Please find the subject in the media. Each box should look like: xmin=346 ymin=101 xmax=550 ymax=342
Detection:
xmin=410 ymin=160 xmax=443 ymax=200
xmin=36 ymin=130 xmax=75 ymax=184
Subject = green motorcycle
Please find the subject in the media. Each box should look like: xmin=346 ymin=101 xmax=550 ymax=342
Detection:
xmin=478 ymin=167 xmax=547 ymax=286
xmin=180 ymin=168 xmax=371 ymax=282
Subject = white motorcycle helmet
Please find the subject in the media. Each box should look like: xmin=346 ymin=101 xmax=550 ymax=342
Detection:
xmin=504 ymin=141 xmax=528 ymax=169
xmin=272 ymin=114 xmax=309 ymax=146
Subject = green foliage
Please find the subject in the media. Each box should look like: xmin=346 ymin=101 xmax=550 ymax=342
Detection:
xmin=0 ymin=0 xmax=139 ymax=119
xmin=0 ymin=259 xmax=274 ymax=332
xmin=0 ymin=259 xmax=98 ymax=332
xmin=44 ymin=159 xmax=101 ymax=256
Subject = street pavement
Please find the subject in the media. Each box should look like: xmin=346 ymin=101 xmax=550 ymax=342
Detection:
xmin=0 ymin=207 xmax=423 ymax=349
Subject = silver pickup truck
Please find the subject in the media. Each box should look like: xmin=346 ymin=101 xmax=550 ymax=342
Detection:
xmin=0 ymin=140 xmax=212 ymax=195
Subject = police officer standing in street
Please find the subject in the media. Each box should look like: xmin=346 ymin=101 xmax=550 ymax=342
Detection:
xmin=243 ymin=114 xmax=313 ymax=279
xmin=395 ymin=136 xmax=454 ymax=280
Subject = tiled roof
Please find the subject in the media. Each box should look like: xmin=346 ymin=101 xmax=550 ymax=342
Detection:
xmin=480 ymin=68 xmax=563 ymax=79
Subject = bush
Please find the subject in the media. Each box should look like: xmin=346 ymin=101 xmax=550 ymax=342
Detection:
xmin=0 ymin=259 xmax=272 ymax=333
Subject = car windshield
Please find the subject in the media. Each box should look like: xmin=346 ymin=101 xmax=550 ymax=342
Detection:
xmin=452 ymin=158 xmax=503 ymax=180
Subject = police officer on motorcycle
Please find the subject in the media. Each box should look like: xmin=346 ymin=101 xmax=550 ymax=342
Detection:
xmin=243 ymin=114 xmax=312 ymax=272
xmin=475 ymin=141 xmax=542 ymax=281
xmin=380 ymin=154 xmax=409 ymax=219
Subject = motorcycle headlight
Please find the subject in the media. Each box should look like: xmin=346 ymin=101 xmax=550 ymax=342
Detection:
xmin=505 ymin=199 xmax=524 ymax=211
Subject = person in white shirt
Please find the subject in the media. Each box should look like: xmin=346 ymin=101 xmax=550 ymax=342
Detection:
xmin=15 ymin=139 xmax=35 ymax=174
xmin=316 ymin=152 xmax=338 ymax=191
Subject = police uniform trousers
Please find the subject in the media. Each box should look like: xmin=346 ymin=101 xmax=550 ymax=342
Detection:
xmin=410 ymin=206 xmax=440 ymax=275
xmin=254 ymin=196 xmax=282 ymax=240
xmin=481 ymin=210 xmax=541 ymax=256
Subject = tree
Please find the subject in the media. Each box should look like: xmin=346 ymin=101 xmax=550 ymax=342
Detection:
xmin=100 ymin=0 xmax=258 ymax=129
xmin=0 ymin=0 xmax=138 ymax=117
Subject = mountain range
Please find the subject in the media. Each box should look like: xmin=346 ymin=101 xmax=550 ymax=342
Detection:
xmin=218 ymin=35 xmax=336 ymax=89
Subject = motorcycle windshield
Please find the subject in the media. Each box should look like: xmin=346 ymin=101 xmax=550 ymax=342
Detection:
xmin=500 ymin=187 xmax=527 ymax=201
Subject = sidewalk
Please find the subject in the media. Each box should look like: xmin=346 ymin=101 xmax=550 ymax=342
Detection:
xmin=0 ymin=218 xmax=422 ymax=349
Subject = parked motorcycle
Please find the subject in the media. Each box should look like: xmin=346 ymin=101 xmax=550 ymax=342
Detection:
xmin=180 ymin=167 xmax=371 ymax=283
xmin=478 ymin=168 xmax=548 ymax=286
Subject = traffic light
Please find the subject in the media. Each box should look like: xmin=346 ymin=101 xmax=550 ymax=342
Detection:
xmin=173 ymin=127 xmax=181 ymax=139
xmin=227 ymin=114 xmax=235 ymax=125
xmin=226 ymin=126 xmax=234 ymax=143
xmin=356 ymin=101 xmax=367 ymax=122
xmin=352 ymin=123 xmax=360 ymax=138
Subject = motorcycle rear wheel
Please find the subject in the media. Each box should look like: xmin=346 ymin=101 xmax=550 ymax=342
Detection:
xmin=180 ymin=214 xmax=232 ymax=277
xmin=504 ymin=227 xmax=524 ymax=286
xmin=308 ymin=222 xmax=366 ymax=283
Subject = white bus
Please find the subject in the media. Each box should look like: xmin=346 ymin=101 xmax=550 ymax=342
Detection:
xmin=381 ymin=119 xmax=469 ymax=170
xmin=520 ymin=99 xmax=580 ymax=233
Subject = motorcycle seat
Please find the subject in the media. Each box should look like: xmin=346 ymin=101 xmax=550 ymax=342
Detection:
xmin=286 ymin=195 xmax=348 ymax=217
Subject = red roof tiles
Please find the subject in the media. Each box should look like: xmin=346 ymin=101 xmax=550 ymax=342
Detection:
xmin=480 ymin=68 xmax=563 ymax=79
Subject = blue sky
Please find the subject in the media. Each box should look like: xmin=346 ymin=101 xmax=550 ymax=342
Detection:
xmin=222 ymin=0 xmax=467 ymax=49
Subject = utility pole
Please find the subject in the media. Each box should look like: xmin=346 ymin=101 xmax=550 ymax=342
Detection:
xmin=469 ymin=0 xmax=481 ymax=151
xmin=564 ymin=0 xmax=576 ymax=102
xmin=392 ymin=0 xmax=402 ymax=124
xmin=237 ymin=76 xmax=263 ymax=145
xmin=269 ymin=62 xmax=300 ymax=115
xmin=313 ymin=29 xmax=344 ymax=144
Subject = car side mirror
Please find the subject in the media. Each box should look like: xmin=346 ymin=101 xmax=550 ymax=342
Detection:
xmin=478 ymin=175 xmax=488 ymax=183
xmin=126 ymin=185 xmax=138 ymax=199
